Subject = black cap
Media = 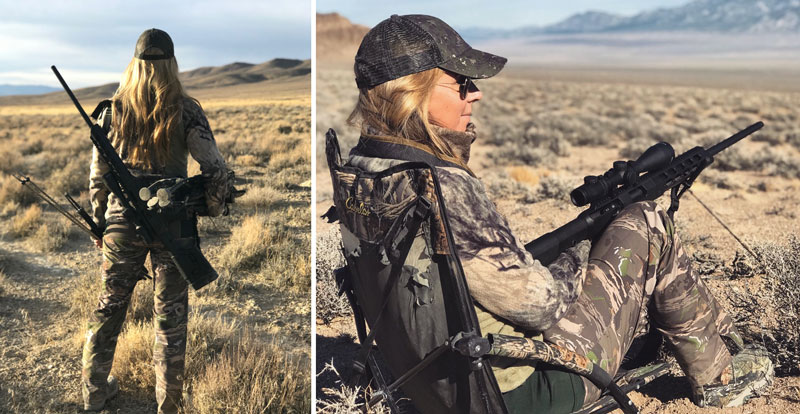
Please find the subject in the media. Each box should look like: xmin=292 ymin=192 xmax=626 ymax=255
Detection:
xmin=354 ymin=14 xmax=506 ymax=89
xmin=134 ymin=28 xmax=174 ymax=60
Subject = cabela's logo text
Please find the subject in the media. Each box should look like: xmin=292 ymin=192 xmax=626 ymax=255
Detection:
xmin=345 ymin=197 xmax=371 ymax=216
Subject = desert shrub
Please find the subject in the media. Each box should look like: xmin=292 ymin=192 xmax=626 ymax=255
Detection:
xmin=0 ymin=149 xmax=23 ymax=174
xmin=49 ymin=157 xmax=89 ymax=196
xmin=751 ymin=129 xmax=784 ymax=146
xmin=9 ymin=204 xmax=42 ymax=238
xmin=508 ymin=166 xmax=545 ymax=187
xmin=620 ymin=137 xmax=657 ymax=159
xmin=218 ymin=214 xmax=282 ymax=273
xmin=786 ymin=129 xmax=800 ymax=150
xmin=0 ymin=175 xmax=38 ymax=209
xmin=715 ymin=146 xmax=800 ymax=178
xmin=714 ymin=146 xmax=760 ymax=172
xmin=727 ymin=235 xmax=800 ymax=375
xmin=699 ymin=169 xmax=740 ymax=190
xmin=0 ymin=268 xmax=7 ymax=296
xmin=316 ymin=227 xmax=351 ymax=323
xmin=29 ymin=218 xmax=71 ymax=252
xmin=483 ymin=170 xmax=536 ymax=203
xmin=487 ymin=120 xmax=525 ymax=146
xmin=216 ymin=213 xmax=309 ymax=293
xmin=238 ymin=184 xmax=282 ymax=210
xmin=752 ymin=147 xmax=800 ymax=178
xmin=19 ymin=139 xmax=44 ymax=156
xmin=235 ymin=154 xmax=263 ymax=167
xmin=546 ymin=135 xmax=572 ymax=157
xmin=316 ymin=362 xmax=390 ymax=414
xmin=491 ymin=145 xmax=557 ymax=167
xmin=530 ymin=175 xmax=576 ymax=203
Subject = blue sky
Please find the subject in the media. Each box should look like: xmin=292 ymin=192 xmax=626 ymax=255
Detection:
xmin=318 ymin=0 xmax=693 ymax=28
xmin=0 ymin=0 xmax=310 ymax=87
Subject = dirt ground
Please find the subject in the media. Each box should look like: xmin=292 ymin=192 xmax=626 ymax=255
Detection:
xmin=315 ymin=67 xmax=800 ymax=413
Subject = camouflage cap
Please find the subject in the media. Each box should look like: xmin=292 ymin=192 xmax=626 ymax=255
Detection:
xmin=354 ymin=14 xmax=507 ymax=89
xmin=134 ymin=28 xmax=174 ymax=60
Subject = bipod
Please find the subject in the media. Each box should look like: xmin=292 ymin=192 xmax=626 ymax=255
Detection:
xmin=11 ymin=172 xmax=102 ymax=240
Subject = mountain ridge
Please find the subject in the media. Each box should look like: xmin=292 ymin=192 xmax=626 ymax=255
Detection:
xmin=460 ymin=0 xmax=800 ymax=40
xmin=0 ymin=58 xmax=310 ymax=100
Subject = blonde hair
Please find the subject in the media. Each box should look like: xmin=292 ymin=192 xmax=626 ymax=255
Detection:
xmin=348 ymin=67 xmax=455 ymax=158
xmin=111 ymin=54 xmax=195 ymax=169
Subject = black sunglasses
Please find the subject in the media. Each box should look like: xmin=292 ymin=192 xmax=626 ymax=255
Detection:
xmin=439 ymin=72 xmax=478 ymax=100
xmin=454 ymin=75 xmax=477 ymax=100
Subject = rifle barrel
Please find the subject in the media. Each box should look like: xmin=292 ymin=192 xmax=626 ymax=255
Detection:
xmin=50 ymin=66 xmax=93 ymax=128
xmin=707 ymin=121 xmax=763 ymax=156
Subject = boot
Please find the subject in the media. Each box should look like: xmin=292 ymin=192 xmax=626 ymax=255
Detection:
xmin=693 ymin=345 xmax=773 ymax=407
xmin=83 ymin=376 xmax=119 ymax=411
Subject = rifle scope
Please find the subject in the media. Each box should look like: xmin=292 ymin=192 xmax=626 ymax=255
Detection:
xmin=570 ymin=142 xmax=675 ymax=207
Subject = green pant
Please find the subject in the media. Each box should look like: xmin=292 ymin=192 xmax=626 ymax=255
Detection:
xmin=503 ymin=367 xmax=585 ymax=414
xmin=81 ymin=221 xmax=189 ymax=414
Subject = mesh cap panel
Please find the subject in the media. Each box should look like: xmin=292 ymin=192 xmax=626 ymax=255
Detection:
xmin=354 ymin=15 xmax=506 ymax=89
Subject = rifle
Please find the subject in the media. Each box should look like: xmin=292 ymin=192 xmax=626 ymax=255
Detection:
xmin=51 ymin=65 xmax=218 ymax=290
xmin=525 ymin=121 xmax=764 ymax=266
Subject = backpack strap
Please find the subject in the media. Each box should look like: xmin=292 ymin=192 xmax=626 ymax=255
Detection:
xmin=90 ymin=99 xmax=113 ymax=132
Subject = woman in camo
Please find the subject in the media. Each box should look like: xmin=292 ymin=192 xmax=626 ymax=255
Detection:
xmin=339 ymin=14 xmax=773 ymax=413
xmin=81 ymin=29 xmax=229 ymax=414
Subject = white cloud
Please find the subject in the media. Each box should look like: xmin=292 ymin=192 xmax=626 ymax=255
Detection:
xmin=0 ymin=69 xmax=121 ymax=87
xmin=0 ymin=0 xmax=310 ymax=87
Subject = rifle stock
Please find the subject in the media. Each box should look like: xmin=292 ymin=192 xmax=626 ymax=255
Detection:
xmin=525 ymin=122 xmax=764 ymax=266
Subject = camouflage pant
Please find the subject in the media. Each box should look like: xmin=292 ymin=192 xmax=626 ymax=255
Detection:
xmin=82 ymin=222 xmax=188 ymax=414
xmin=543 ymin=201 xmax=742 ymax=404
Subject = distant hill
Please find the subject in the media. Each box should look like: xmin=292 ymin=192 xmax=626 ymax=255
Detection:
xmin=0 ymin=84 xmax=60 ymax=96
xmin=0 ymin=58 xmax=310 ymax=105
xmin=316 ymin=12 xmax=370 ymax=64
xmin=604 ymin=0 xmax=800 ymax=33
xmin=180 ymin=58 xmax=310 ymax=89
xmin=461 ymin=0 xmax=800 ymax=40
xmin=545 ymin=11 xmax=627 ymax=33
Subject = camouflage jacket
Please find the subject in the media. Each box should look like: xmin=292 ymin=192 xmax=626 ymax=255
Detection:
xmin=89 ymin=97 xmax=229 ymax=228
xmin=347 ymin=132 xmax=590 ymax=333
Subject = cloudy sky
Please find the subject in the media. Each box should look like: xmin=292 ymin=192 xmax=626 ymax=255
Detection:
xmin=0 ymin=0 xmax=310 ymax=87
xmin=318 ymin=0 xmax=692 ymax=28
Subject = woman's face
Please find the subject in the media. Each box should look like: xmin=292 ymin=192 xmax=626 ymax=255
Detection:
xmin=428 ymin=71 xmax=482 ymax=132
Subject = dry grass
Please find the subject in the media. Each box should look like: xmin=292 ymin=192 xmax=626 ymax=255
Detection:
xmin=191 ymin=334 xmax=311 ymax=413
xmin=109 ymin=312 xmax=310 ymax=413
xmin=9 ymin=204 xmax=42 ymax=237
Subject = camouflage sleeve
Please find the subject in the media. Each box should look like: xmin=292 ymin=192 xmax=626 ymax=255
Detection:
xmin=184 ymin=99 xmax=229 ymax=217
xmin=89 ymin=107 xmax=111 ymax=230
xmin=437 ymin=167 xmax=590 ymax=332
